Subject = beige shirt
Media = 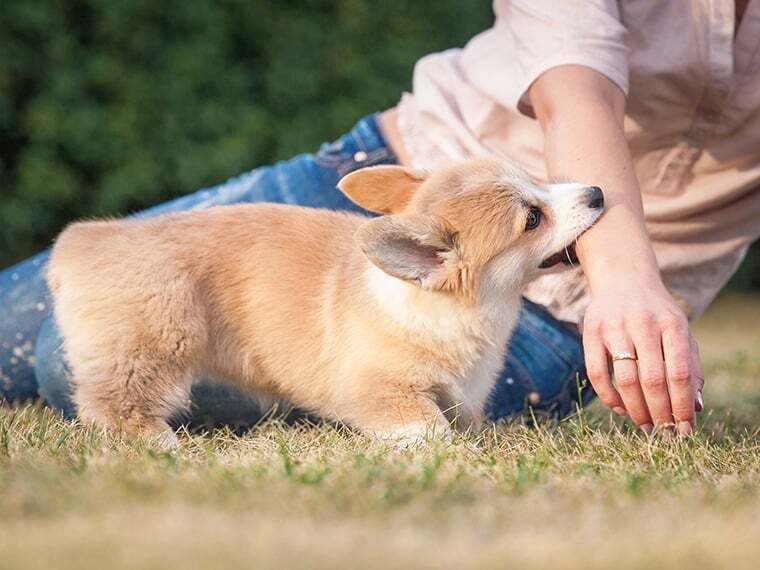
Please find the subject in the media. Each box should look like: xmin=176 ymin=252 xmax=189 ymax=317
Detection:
xmin=394 ymin=0 xmax=760 ymax=323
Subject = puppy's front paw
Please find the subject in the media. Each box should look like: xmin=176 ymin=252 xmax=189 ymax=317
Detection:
xmin=374 ymin=420 xmax=452 ymax=449
xmin=151 ymin=429 xmax=180 ymax=450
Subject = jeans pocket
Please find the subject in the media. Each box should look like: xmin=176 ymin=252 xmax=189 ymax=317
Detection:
xmin=312 ymin=138 xmax=350 ymax=169
xmin=313 ymin=133 xmax=396 ymax=178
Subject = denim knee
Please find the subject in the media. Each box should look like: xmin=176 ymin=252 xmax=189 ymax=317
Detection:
xmin=486 ymin=300 xmax=595 ymax=421
xmin=0 ymin=250 xmax=53 ymax=402
xmin=34 ymin=317 xmax=76 ymax=418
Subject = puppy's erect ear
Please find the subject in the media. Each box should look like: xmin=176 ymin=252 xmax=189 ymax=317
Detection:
xmin=355 ymin=214 xmax=471 ymax=296
xmin=338 ymin=165 xmax=427 ymax=214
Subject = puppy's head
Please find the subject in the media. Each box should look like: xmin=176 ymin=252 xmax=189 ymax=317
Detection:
xmin=338 ymin=159 xmax=604 ymax=302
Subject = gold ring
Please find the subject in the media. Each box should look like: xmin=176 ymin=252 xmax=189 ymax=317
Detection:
xmin=612 ymin=352 xmax=637 ymax=362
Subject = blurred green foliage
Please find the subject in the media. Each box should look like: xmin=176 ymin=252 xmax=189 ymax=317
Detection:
xmin=0 ymin=0 xmax=757 ymax=286
xmin=0 ymin=0 xmax=491 ymax=265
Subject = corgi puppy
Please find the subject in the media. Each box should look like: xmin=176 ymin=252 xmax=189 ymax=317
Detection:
xmin=48 ymin=159 xmax=604 ymax=445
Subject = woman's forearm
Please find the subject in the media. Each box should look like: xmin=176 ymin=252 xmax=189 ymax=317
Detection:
xmin=531 ymin=67 xmax=662 ymax=292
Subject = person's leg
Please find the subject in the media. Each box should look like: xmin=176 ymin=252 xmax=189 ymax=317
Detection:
xmin=486 ymin=299 xmax=595 ymax=421
xmin=0 ymin=250 xmax=52 ymax=402
xmin=28 ymin=114 xmax=396 ymax=424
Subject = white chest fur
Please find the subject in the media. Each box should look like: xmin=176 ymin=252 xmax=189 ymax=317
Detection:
xmin=365 ymin=266 xmax=519 ymax=420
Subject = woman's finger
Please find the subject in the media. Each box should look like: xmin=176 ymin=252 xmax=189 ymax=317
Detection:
xmin=630 ymin=322 xmax=674 ymax=433
xmin=690 ymin=334 xmax=705 ymax=412
xmin=661 ymin=315 xmax=695 ymax=435
xmin=606 ymin=333 xmax=653 ymax=432
xmin=582 ymin=324 xmax=626 ymax=414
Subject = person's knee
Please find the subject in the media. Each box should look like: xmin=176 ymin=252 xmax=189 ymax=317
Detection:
xmin=486 ymin=300 xmax=595 ymax=420
xmin=34 ymin=317 xmax=76 ymax=417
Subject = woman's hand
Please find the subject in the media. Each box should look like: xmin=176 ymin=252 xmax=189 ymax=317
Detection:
xmin=581 ymin=274 xmax=705 ymax=435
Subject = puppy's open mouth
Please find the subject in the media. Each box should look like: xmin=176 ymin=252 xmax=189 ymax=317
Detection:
xmin=539 ymin=216 xmax=601 ymax=269
xmin=537 ymin=187 xmax=605 ymax=269
xmin=539 ymin=242 xmax=579 ymax=268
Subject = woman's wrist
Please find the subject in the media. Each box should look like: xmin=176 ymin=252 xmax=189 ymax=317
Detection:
xmin=577 ymin=213 xmax=664 ymax=295
xmin=582 ymin=250 xmax=664 ymax=294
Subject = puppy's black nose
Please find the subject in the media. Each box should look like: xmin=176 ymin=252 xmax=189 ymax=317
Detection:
xmin=587 ymin=186 xmax=604 ymax=209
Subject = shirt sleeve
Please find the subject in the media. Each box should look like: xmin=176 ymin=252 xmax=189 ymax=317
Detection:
xmin=460 ymin=0 xmax=629 ymax=117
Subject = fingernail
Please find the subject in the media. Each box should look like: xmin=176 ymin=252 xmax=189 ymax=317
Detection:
xmin=661 ymin=426 xmax=675 ymax=441
xmin=640 ymin=423 xmax=653 ymax=435
xmin=613 ymin=406 xmax=627 ymax=417
xmin=696 ymin=391 xmax=704 ymax=411
xmin=677 ymin=421 xmax=693 ymax=436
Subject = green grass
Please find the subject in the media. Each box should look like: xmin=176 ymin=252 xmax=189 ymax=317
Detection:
xmin=1 ymin=294 xmax=759 ymax=569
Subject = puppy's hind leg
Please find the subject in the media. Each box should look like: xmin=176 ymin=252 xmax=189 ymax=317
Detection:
xmin=63 ymin=289 xmax=207 ymax=446
xmin=73 ymin=354 xmax=195 ymax=447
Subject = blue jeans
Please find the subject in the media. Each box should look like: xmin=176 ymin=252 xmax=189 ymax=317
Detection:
xmin=0 ymin=114 xmax=594 ymax=426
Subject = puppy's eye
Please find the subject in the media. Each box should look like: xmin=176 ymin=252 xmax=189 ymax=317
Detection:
xmin=525 ymin=207 xmax=542 ymax=231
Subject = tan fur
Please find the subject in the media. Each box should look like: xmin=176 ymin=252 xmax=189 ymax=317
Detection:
xmin=48 ymin=158 xmax=603 ymax=445
xmin=338 ymin=165 xmax=427 ymax=214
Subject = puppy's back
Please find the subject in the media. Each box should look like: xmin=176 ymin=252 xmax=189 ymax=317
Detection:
xmin=47 ymin=204 xmax=369 ymax=400
xmin=48 ymin=218 xmax=125 ymax=290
